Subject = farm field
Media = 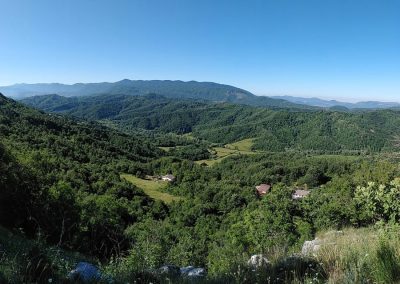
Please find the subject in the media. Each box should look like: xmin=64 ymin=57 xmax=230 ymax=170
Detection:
xmin=120 ymin=174 xmax=182 ymax=204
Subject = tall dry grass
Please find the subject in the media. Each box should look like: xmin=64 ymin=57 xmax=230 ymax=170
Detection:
xmin=315 ymin=225 xmax=400 ymax=284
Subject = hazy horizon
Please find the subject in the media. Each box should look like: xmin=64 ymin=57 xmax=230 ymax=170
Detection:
xmin=1 ymin=0 xmax=399 ymax=102
xmin=2 ymin=78 xmax=400 ymax=104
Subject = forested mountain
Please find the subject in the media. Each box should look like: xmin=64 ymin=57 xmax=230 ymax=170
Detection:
xmin=0 ymin=79 xmax=311 ymax=108
xmin=23 ymin=93 xmax=400 ymax=152
xmin=272 ymin=95 xmax=400 ymax=109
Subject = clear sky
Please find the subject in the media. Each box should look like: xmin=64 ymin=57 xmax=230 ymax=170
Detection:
xmin=1 ymin=0 xmax=399 ymax=102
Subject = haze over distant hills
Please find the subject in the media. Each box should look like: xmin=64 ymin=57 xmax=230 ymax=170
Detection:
xmin=2 ymin=80 xmax=398 ymax=110
xmin=272 ymin=95 xmax=400 ymax=109
xmin=0 ymin=79 xmax=309 ymax=109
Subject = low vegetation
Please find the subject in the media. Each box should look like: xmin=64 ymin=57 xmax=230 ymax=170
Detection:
xmin=0 ymin=225 xmax=88 ymax=283
xmin=314 ymin=225 xmax=400 ymax=283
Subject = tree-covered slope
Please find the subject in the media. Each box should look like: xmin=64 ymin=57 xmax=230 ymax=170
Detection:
xmin=0 ymin=93 xmax=166 ymax=258
xmin=23 ymin=93 xmax=400 ymax=152
xmin=1 ymin=79 xmax=311 ymax=108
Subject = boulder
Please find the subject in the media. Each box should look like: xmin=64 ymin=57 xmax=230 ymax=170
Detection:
xmin=68 ymin=262 xmax=101 ymax=282
xmin=156 ymin=264 xmax=206 ymax=279
xmin=187 ymin=268 xmax=206 ymax=277
xmin=180 ymin=266 xmax=195 ymax=275
xmin=180 ymin=266 xmax=206 ymax=277
xmin=158 ymin=265 xmax=181 ymax=277
xmin=247 ymin=254 xmax=271 ymax=269
xmin=302 ymin=231 xmax=343 ymax=256
xmin=301 ymin=239 xmax=322 ymax=256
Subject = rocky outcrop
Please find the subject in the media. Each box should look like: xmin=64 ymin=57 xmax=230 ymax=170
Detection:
xmin=302 ymin=230 xmax=344 ymax=256
xmin=180 ymin=266 xmax=206 ymax=277
xmin=302 ymin=239 xmax=322 ymax=255
xmin=247 ymin=254 xmax=271 ymax=269
xmin=158 ymin=265 xmax=181 ymax=277
xmin=157 ymin=264 xmax=206 ymax=278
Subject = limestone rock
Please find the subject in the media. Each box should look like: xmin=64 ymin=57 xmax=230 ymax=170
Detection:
xmin=301 ymin=239 xmax=322 ymax=255
xmin=179 ymin=266 xmax=206 ymax=277
xmin=247 ymin=254 xmax=271 ymax=268
xmin=158 ymin=265 xmax=181 ymax=277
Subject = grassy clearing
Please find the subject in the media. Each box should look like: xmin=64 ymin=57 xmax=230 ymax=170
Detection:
xmin=158 ymin=145 xmax=186 ymax=152
xmin=225 ymin=138 xmax=255 ymax=152
xmin=214 ymin=147 xmax=238 ymax=157
xmin=182 ymin=133 xmax=196 ymax=140
xmin=121 ymin=174 xmax=182 ymax=204
xmin=195 ymin=147 xmax=237 ymax=166
xmin=196 ymin=138 xmax=258 ymax=166
xmin=195 ymin=158 xmax=220 ymax=167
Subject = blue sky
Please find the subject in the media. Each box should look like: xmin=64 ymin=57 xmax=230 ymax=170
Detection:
xmin=1 ymin=0 xmax=399 ymax=102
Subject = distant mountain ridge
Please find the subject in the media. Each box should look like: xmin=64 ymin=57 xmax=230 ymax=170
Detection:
xmin=272 ymin=95 xmax=400 ymax=109
xmin=0 ymin=80 xmax=313 ymax=109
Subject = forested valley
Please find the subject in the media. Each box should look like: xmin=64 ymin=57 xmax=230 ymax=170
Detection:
xmin=2 ymin=92 xmax=400 ymax=283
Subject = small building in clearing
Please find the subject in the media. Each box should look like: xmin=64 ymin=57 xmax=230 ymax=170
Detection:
xmin=255 ymin=184 xmax=271 ymax=196
xmin=161 ymin=174 xmax=176 ymax=182
xmin=292 ymin=189 xmax=310 ymax=200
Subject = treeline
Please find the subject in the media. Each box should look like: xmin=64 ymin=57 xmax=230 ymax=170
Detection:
xmin=23 ymin=93 xmax=400 ymax=152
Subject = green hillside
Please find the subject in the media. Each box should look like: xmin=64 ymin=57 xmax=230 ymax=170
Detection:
xmin=0 ymin=93 xmax=166 ymax=259
xmin=23 ymin=93 xmax=400 ymax=152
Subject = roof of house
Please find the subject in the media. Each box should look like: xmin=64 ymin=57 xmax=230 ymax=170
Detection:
xmin=256 ymin=184 xmax=271 ymax=194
